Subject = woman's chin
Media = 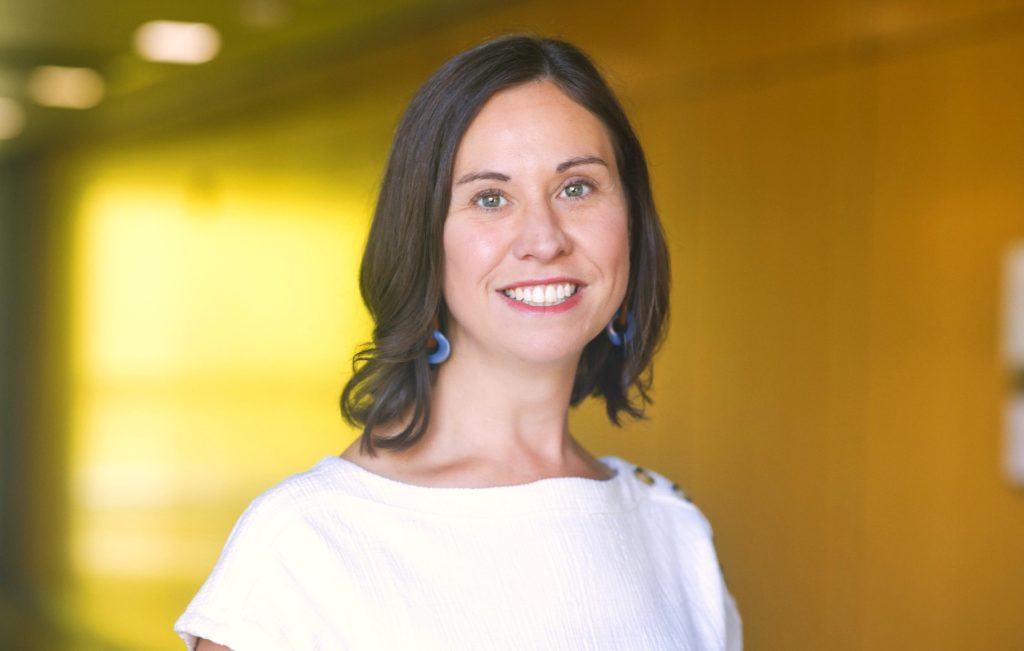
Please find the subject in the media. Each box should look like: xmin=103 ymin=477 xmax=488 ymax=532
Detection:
xmin=505 ymin=340 xmax=591 ymax=368
xmin=446 ymin=327 xmax=601 ymax=369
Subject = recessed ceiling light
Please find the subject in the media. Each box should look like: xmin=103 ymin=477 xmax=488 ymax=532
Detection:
xmin=134 ymin=21 xmax=221 ymax=65
xmin=28 ymin=66 xmax=105 ymax=109
xmin=0 ymin=97 xmax=26 ymax=139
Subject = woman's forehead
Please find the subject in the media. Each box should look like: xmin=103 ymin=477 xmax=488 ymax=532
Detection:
xmin=452 ymin=81 xmax=616 ymax=175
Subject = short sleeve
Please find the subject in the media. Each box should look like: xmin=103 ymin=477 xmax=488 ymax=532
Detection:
xmin=724 ymin=585 xmax=743 ymax=651
xmin=173 ymin=492 xmax=313 ymax=650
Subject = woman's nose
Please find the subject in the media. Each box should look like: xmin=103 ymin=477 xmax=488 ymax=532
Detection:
xmin=511 ymin=200 xmax=572 ymax=262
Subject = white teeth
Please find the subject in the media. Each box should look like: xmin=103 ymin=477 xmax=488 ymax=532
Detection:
xmin=502 ymin=283 xmax=578 ymax=307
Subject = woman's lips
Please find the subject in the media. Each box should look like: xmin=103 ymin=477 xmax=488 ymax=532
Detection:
xmin=499 ymin=285 xmax=584 ymax=313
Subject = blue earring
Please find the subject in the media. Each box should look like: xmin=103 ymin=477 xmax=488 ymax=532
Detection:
xmin=606 ymin=309 xmax=635 ymax=347
xmin=427 ymin=329 xmax=450 ymax=364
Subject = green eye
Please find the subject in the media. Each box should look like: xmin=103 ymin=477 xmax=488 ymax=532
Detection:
xmin=563 ymin=182 xmax=590 ymax=198
xmin=476 ymin=193 xmax=506 ymax=209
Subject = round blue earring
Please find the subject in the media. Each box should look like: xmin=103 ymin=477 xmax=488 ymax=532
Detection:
xmin=606 ymin=309 xmax=635 ymax=347
xmin=427 ymin=329 xmax=450 ymax=364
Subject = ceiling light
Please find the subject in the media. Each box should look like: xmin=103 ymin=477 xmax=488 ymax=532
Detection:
xmin=0 ymin=98 xmax=26 ymax=140
xmin=134 ymin=21 xmax=221 ymax=65
xmin=28 ymin=66 xmax=105 ymax=109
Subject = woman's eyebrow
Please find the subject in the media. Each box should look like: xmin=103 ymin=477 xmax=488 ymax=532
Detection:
xmin=455 ymin=156 xmax=607 ymax=185
xmin=455 ymin=170 xmax=510 ymax=185
xmin=556 ymin=155 xmax=608 ymax=173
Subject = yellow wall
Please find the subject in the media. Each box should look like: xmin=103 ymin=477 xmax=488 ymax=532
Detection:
xmin=864 ymin=29 xmax=1024 ymax=649
xmin=8 ymin=0 xmax=1024 ymax=649
xmin=54 ymin=92 xmax=398 ymax=647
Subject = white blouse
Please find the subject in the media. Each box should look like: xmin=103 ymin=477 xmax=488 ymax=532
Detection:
xmin=175 ymin=454 xmax=742 ymax=650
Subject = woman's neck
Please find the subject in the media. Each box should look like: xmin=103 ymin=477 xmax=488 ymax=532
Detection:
xmin=426 ymin=349 xmax=578 ymax=468
xmin=342 ymin=348 xmax=612 ymax=487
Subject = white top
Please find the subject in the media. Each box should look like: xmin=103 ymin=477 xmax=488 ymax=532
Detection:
xmin=174 ymin=454 xmax=742 ymax=650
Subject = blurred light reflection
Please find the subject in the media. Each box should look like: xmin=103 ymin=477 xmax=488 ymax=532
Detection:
xmin=27 ymin=66 xmax=105 ymax=109
xmin=134 ymin=21 xmax=222 ymax=65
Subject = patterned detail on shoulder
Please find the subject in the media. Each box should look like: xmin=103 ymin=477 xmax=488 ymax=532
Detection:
xmin=670 ymin=481 xmax=693 ymax=503
xmin=632 ymin=465 xmax=656 ymax=486
xmin=628 ymin=463 xmax=694 ymax=504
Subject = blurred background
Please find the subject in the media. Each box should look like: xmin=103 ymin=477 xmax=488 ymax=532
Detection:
xmin=1 ymin=0 xmax=1023 ymax=649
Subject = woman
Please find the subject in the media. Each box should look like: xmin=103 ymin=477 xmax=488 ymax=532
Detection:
xmin=176 ymin=35 xmax=742 ymax=650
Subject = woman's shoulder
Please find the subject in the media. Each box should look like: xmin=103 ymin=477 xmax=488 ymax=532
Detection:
xmin=262 ymin=455 xmax=350 ymax=498
xmin=603 ymin=455 xmax=715 ymax=539
xmin=226 ymin=456 xmax=356 ymax=538
xmin=603 ymin=455 xmax=696 ymax=503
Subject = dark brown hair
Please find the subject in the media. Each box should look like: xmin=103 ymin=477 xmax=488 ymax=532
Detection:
xmin=340 ymin=34 xmax=670 ymax=455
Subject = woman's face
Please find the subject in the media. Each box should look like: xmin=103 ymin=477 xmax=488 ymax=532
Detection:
xmin=442 ymin=80 xmax=630 ymax=367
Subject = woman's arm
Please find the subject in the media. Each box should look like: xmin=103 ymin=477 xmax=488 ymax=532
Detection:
xmin=196 ymin=639 xmax=232 ymax=651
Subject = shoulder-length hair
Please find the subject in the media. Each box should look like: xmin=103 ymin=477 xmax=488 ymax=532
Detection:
xmin=341 ymin=34 xmax=670 ymax=455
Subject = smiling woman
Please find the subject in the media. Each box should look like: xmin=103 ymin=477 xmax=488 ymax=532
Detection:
xmin=174 ymin=34 xmax=742 ymax=650
xmin=442 ymin=80 xmax=630 ymax=371
xmin=342 ymin=35 xmax=672 ymax=453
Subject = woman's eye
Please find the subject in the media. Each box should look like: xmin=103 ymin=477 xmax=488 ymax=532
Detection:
xmin=562 ymin=181 xmax=591 ymax=199
xmin=475 ymin=192 xmax=506 ymax=210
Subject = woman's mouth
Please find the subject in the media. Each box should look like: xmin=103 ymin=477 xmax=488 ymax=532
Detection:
xmin=501 ymin=282 xmax=579 ymax=307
